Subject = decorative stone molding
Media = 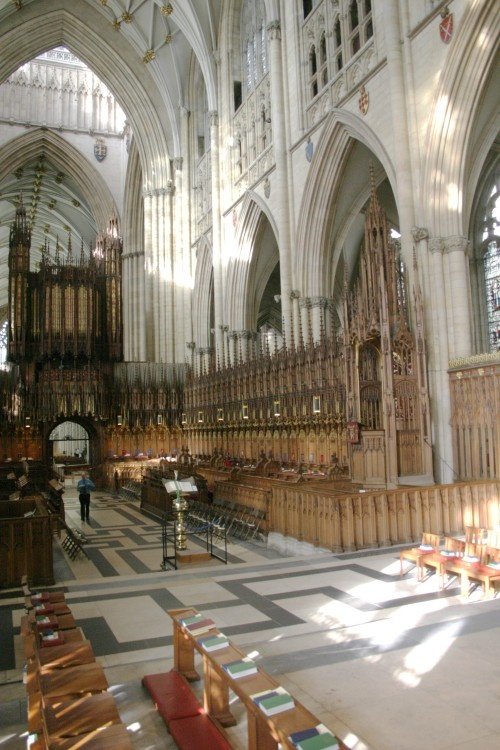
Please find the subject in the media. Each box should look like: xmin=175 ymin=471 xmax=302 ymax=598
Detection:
xmin=299 ymin=297 xmax=311 ymax=309
xmin=186 ymin=342 xmax=196 ymax=350
xmin=429 ymin=237 xmax=443 ymax=254
xmin=122 ymin=250 xmax=144 ymax=260
xmin=443 ymin=235 xmax=470 ymax=256
xmin=173 ymin=157 xmax=183 ymax=171
xmin=449 ymin=351 xmax=500 ymax=369
xmin=411 ymin=227 xmax=429 ymax=242
xmin=235 ymin=330 xmax=258 ymax=340
xmin=267 ymin=20 xmax=281 ymax=41
xmin=142 ymin=186 xmax=172 ymax=198
xmin=289 ymin=289 xmax=301 ymax=300
xmin=208 ymin=110 xmax=219 ymax=128
xmin=309 ymin=296 xmax=329 ymax=309
xmin=219 ymin=324 xmax=229 ymax=332
xmin=197 ymin=346 xmax=213 ymax=356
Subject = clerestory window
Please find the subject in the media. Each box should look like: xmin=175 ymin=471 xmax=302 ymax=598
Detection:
xmin=241 ymin=0 xmax=268 ymax=96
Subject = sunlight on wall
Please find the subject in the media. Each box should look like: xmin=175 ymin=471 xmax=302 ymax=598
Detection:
xmin=447 ymin=182 xmax=461 ymax=212
xmin=476 ymin=29 xmax=489 ymax=50
xmin=435 ymin=94 xmax=450 ymax=131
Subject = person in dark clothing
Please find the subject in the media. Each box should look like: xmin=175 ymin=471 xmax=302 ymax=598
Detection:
xmin=77 ymin=473 xmax=95 ymax=521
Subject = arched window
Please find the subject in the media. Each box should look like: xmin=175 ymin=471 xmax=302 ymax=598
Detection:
xmin=333 ymin=18 xmax=343 ymax=73
xmin=482 ymin=186 xmax=500 ymax=350
xmin=303 ymin=0 xmax=313 ymax=18
xmin=348 ymin=0 xmax=373 ymax=57
xmin=470 ymin=166 xmax=500 ymax=353
xmin=349 ymin=0 xmax=360 ymax=55
xmin=309 ymin=45 xmax=318 ymax=98
xmin=241 ymin=0 xmax=267 ymax=96
xmin=319 ymin=33 xmax=328 ymax=88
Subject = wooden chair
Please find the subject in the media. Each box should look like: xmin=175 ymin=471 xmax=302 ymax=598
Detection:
xmin=400 ymin=532 xmax=440 ymax=579
xmin=487 ymin=529 xmax=500 ymax=548
xmin=486 ymin=546 xmax=500 ymax=564
xmin=464 ymin=526 xmax=488 ymax=544
xmin=462 ymin=541 xmax=488 ymax=564
xmin=418 ymin=536 xmax=465 ymax=587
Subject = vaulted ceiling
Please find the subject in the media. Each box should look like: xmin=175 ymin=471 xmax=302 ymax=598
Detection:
xmin=0 ymin=0 xmax=222 ymax=318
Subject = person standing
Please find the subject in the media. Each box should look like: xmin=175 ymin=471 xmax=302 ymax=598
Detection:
xmin=77 ymin=472 xmax=95 ymax=521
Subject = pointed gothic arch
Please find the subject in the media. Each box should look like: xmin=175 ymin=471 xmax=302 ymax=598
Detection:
xmin=422 ymin=0 xmax=500 ymax=236
xmin=192 ymin=238 xmax=214 ymax=348
xmin=225 ymin=192 xmax=280 ymax=332
xmin=295 ymin=110 xmax=396 ymax=299
xmin=0 ymin=129 xmax=116 ymax=232
xmin=0 ymin=0 xmax=172 ymax=189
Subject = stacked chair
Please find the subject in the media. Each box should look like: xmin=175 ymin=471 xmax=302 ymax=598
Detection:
xmin=119 ymin=480 xmax=142 ymax=502
xmin=21 ymin=576 xmax=132 ymax=749
xmin=186 ymin=497 xmax=264 ymax=542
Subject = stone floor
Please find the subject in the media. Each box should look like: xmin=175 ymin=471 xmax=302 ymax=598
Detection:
xmin=1 ymin=475 xmax=500 ymax=749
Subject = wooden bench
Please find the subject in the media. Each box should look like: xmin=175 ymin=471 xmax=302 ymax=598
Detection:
xmin=166 ymin=607 xmax=346 ymax=750
xmin=21 ymin=589 xmax=131 ymax=750
xmin=42 ymin=692 xmax=122 ymax=742
xmin=32 ymin=723 xmax=133 ymax=750
xmin=142 ymin=670 xmax=203 ymax=724
xmin=169 ymin=714 xmax=233 ymax=750
xmin=142 ymin=670 xmax=232 ymax=750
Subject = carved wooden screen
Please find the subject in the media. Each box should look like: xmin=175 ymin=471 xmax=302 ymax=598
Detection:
xmin=393 ymin=338 xmax=421 ymax=475
xmin=359 ymin=343 xmax=381 ymax=429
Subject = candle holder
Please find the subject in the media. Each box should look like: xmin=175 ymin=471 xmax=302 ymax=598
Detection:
xmin=172 ymin=488 xmax=188 ymax=550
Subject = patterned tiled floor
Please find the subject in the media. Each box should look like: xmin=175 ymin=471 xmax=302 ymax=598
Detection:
xmin=1 ymin=476 xmax=500 ymax=749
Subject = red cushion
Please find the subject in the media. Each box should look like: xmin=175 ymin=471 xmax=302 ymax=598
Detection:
xmin=142 ymin=671 xmax=202 ymax=725
xmin=169 ymin=714 xmax=232 ymax=750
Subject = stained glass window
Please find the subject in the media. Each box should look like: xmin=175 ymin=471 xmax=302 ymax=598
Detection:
xmin=483 ymin=187 xmax=500 ymax=351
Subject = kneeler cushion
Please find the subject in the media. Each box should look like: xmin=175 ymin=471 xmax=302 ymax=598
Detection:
xmin=142 ymin=671 xmax=201 ymax=725
xmin=169 ymin=714 xmax=232 ymax=750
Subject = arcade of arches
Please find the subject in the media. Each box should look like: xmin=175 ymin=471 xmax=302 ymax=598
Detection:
xmin=0 ymin=1 xmax=499 ymax=534
xmin=1 ymin=5 xmax=500 ymax=750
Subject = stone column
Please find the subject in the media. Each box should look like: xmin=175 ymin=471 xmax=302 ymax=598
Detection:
xmin=428 ymin=237 xmax=454 ymax=483
xmin=173 ymin=157 xmax=185 ymax=363
xmin=267 ymin=19 xmax=293 ymax=345
xmin=143 ymin=190 xmax=155 ymax=360
xmin=309 ymin=296 xmax=329 ymax=342
xmin=180 ymin=108 xmax=194 ymax=355
xmin=122 ymin=249 xmax=146 ymax=361
xmin=142 ymin=185 xmax=174 ymax=362
xmin=382 ymin=1 xmax=416 ymax=276
xmin=209 ymin=110 xmax=225 ymax=363
xmin=443 ymin=235 xmax=472 ymax=358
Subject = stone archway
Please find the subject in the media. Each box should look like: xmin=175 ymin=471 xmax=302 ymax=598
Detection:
xmin=42 ymin=416 xmax=104 ymax=472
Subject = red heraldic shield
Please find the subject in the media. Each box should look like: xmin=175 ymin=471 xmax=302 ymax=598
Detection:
xmin=439 ymin=13 xmax=453 ymax=44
